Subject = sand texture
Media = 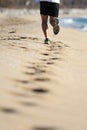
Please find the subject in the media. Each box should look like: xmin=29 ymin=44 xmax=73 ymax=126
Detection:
xmin=0 ymin=10 xmax=87 ymax=130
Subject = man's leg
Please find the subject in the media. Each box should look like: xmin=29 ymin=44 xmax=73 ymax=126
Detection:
xmin=50 ymin=16 xmax=60 ymax=35
xmin=50 ymin=16 xmax=58 ymax=27
xmin=50 ymin=16 xmax=55 ymax=27
xmin=41 ymin=15 xmax=48 ymax=38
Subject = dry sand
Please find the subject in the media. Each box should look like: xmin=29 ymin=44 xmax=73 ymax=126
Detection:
xmin=0 ymin=9 xmax=87 ymax=130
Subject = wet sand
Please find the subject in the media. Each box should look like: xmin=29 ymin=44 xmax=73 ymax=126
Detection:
xmin=0 ymin=9 xmax=87 ymax=130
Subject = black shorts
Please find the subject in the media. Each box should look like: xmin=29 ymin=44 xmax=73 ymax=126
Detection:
xmin=40 ymin=1 xmax=59 ymax=17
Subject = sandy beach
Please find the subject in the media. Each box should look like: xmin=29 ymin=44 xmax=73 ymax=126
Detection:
xmin=0 ymin=9 xmax=87 ymax=130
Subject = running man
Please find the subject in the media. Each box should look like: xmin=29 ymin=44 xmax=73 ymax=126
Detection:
xmin=40 ymin=0 xmax=60 ymax=44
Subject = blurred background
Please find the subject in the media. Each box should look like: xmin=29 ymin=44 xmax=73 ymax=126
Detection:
xmin=0 ymin=0 xmax=87 ymax=9
xmin=0 ymin=0 xmax=87 ymax=31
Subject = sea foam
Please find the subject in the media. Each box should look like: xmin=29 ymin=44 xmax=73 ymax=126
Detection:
xmin=60 ymin=17 xmax=87 ymax=32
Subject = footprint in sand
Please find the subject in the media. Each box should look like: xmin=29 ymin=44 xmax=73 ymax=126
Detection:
xmin=32 ymin=127 xmax=57 ymax=130
xmin=35 ymin=69 xmax=46 ymax=74
xmin=7 ymin=37 xmax=21 ymax=40
xmin=24 ymin=72 xmax=35 ymax=76
xmin=20 ymin=36 xmax=27 ymax=39
xmin=40 ymin=57 xmax=57 ymax=65
xmin=10 ymin=44 xmax=15 ymax=47
xmin=40 ymin=59 xmax=48 ymax=61
xmin=19 ymin=46 xmax=29 ymax=51
xmin=34 ymin=77 xmax=50 ymax=82
xmin=27 ymin=37 xmax=40 ymax=41
xmin=20 ymin=101 xmax=38 ymax=107
xmin=50 ymin=57 xmax=62 ymax=61
xmin=15 ymin=79 xmax=29 ymax=84
xmin=7 ymin=43 xmax=29 ymax=51
xmin=23 ymin=69 xmax=46 ymax=76
xmin=0 ymin=107 xmax=18 ymax=114
xmin=2 ymin=35 xmax=28 ymax=41
xmin=25 ymin=66 xmax=38 ymax=70
xmin=24 ymin=65 xmax=46 ymax=75
xmin=50 ymin=57 xmax=59 ymax=60
xmin=46 ymin=61 xmax=54 ymax=65
xmin=9 ymin=30 xmax=16 ymax=34
xmin=42 ymin=53 xmax=49 ymax=56
xmin=31 ymin=88 xmax=49 ymax=94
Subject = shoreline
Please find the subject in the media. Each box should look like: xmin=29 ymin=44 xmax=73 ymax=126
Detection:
xmin=0 ymin=8 xmax=87 ymax=16
xmin=0 ymin=8 xmax=87 ymax=32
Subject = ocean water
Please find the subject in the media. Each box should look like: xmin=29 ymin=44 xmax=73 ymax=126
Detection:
xmin=60 ymin=17 xmax=87 ymax=31
xmin=0 ymin=8 xmax=87 ymax=32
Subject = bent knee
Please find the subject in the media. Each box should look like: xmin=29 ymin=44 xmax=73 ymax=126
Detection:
xmin=50 ymin=19 xmax=54 ymax=27
xmin=42 ymin=22 xmax=48 ymax=29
